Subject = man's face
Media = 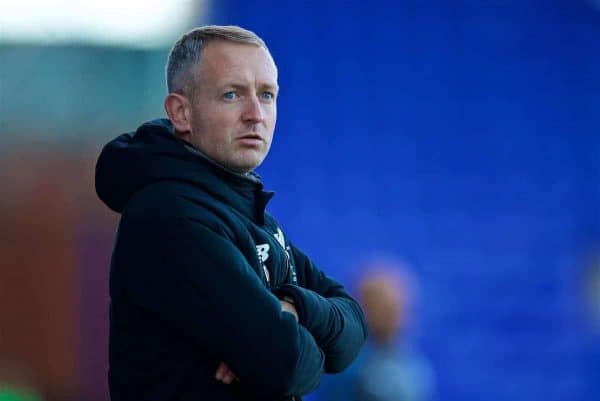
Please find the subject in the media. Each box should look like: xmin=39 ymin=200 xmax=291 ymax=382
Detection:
xmin=186 ymin=41 xmax=278 ymax=173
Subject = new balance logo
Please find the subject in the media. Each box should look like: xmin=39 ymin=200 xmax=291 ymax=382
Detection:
xmin=256 ymin=243 xmax=271 ymax=283
xmin=256 ymin=243 xmax=270 ymax=262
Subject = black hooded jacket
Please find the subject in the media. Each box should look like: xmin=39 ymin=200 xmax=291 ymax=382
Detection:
xmin=95 ymin=119 xmax=367 ymax=401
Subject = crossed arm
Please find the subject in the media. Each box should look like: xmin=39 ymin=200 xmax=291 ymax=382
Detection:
xmin=118 ymin=215 xmax=366 ymax=397
xmin=216 ymin=242 xmax=368 ymax=383
xmin=277 ymin=244 xmax=369 ymax=373
xmin=215 ymin=297 xmax=299 ymax=384
xmin=118 ymin=216 xmax=324 ymax=398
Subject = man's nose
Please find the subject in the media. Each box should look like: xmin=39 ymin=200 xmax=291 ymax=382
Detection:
xmin=242 ymin=96 xmax=264 ymax=123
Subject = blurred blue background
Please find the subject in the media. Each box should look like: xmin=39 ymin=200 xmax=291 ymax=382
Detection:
xmin=0 ymin=1 xmax=598 ymax=400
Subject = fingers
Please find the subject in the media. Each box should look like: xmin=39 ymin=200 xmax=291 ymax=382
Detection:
xmin=280 ymin=299 xmax=299 ymax=321
xmin=215 ymin=362 xmax=237 ymax=384
xmin=215 ymin=362 xmax=227 ymax=381
xmin=222 ymin=370 xmax=236 ymax=384
xmin=215 ymin=362 xmax=231 ymax=381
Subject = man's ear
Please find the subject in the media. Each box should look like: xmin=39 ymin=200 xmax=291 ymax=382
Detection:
xmin=164 ymin=93 xmax=192 ymax=134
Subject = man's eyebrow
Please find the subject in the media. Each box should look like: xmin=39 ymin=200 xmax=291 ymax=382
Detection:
xmin=256 ymin=82 xmax=279 ymax=94
xmin=222 ymin=82 xmax=279 ymax=91
xmin=261 ymin=83 xmax=279 ymax=92
xmin=220 ymin=82 xmax=246 ymax=90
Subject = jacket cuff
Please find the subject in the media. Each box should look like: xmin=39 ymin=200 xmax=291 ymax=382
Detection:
xmin=275 ymin=284 xmax=333 ymax=342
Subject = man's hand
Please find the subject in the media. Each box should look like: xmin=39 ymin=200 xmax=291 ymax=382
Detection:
xmin=215 ymin=362 xmax=237 ymax=384
xmin=281 ymin=297 xmax=298 ymax=321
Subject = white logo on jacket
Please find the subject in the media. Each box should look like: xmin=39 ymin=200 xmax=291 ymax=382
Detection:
xmin=256 ymin=228 xmax=287 ymax=285
xmin=256 ymin=243 xmax=270 ymax=262
xmin=274 ymin=227 xmax=285 ymax=247
xmin=255 ymin=243 xmax=271 ymax=283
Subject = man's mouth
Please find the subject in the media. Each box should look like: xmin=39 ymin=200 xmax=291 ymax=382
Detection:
xmin=237 ymin=134 xmax=264 ymax=145
xmin=238 ymin=134 xmax=263 ymax=141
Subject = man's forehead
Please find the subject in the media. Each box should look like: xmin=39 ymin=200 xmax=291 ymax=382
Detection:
xmin=198 ymin=41 xmax=277 ymax=78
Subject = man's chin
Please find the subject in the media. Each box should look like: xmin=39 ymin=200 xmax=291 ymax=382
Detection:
xmin=226 ymin=159 xmax=262 ymax=174
xmin=232 ymin=151 xmax=268 ymax=172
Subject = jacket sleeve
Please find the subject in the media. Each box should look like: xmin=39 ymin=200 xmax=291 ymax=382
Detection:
xmin=114 ymin=215 xmax=324 ymax=397
xmin=275 ymin=245 xmax=368 ymax=374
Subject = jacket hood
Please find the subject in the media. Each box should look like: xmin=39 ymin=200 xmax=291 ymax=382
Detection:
xmin=95 ymin=118 xmax=273 ymax=218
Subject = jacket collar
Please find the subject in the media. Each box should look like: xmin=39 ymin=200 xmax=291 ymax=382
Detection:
xmin=174 ymin=132 xmax=275 ymax=225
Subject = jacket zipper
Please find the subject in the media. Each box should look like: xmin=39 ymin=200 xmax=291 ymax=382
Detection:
xmin=272 ymin=232 xmax=297 ymax=285
xmin=258 ymin=253 xmax=270 ymax=288
xmin=268 ymin=233 xmax=299 ymax=401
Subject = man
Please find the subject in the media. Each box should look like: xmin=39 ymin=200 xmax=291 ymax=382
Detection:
xmin=95 ymin=25 xmax=367 ymax=401
xmin=355 ymin=268 xmax=435 ymax=401
xmin=318 ymin=264 xmax=435 ymax=401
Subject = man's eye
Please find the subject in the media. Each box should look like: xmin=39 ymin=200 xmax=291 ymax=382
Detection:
xmin=260 ymin=92 xmax=275 ymax=101
xmin=223 ymin=91 xmax=238 ymax=100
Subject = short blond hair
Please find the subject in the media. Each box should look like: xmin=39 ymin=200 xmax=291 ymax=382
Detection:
xmin=165 ymin=25 xmax=268 ymax=95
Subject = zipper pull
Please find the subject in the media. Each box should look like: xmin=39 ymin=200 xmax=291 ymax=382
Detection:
xmin=258 ymin=254 xmax=270 ymax=285
xmin=262 ymin=263 xmax=270 ymax=284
